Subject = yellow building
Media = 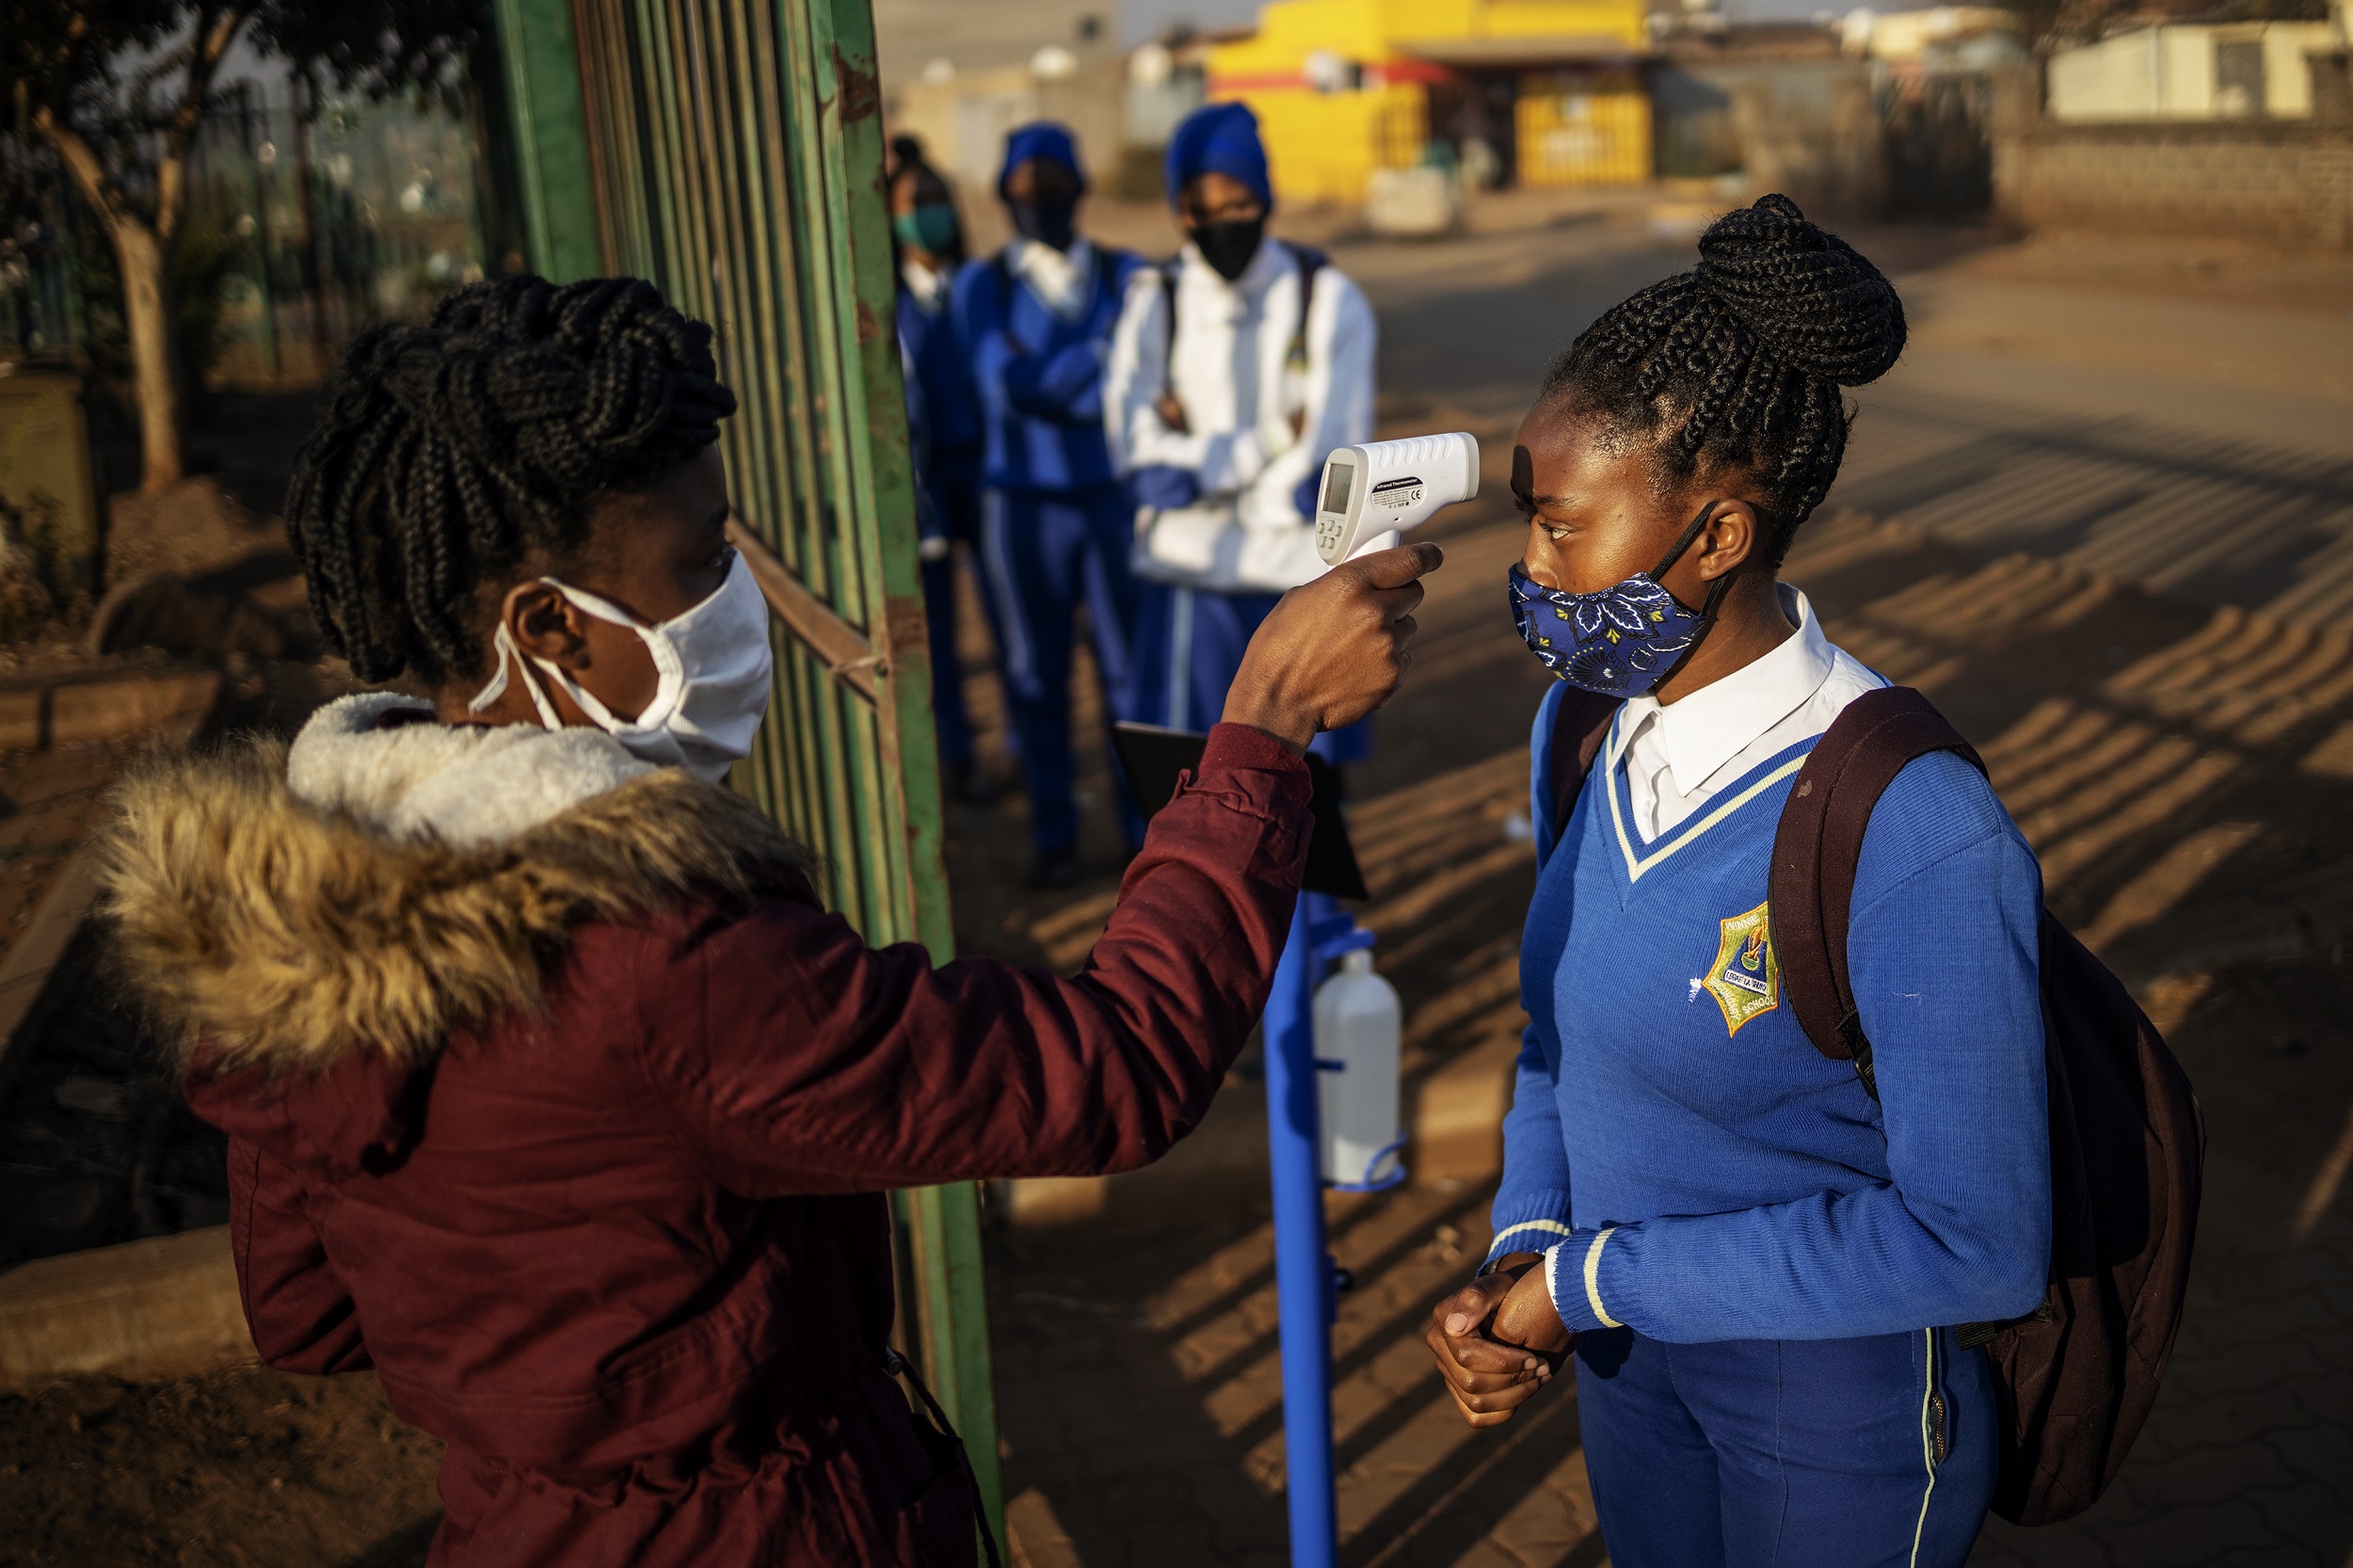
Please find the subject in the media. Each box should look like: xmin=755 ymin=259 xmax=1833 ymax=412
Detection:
xmin=1207 ymin=0 xmax=1655 ymax=204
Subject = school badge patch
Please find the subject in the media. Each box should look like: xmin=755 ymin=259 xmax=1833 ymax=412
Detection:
xmin=1702 ymin=901 xmax=1780 ymax=1036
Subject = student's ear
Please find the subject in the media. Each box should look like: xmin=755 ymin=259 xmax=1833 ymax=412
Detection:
xmin=1697 ymin=500 xmax=1764 ymax=582
xmin=505 ymin=582 xmax=593 ymax=670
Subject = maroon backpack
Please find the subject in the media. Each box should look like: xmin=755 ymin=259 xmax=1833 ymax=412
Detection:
xmin=1547 ymin=683 xmax=2204 ymax=1526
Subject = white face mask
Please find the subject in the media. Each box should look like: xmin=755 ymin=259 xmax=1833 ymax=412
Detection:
xmin=470 ymin=549 xmax=775 ymax=783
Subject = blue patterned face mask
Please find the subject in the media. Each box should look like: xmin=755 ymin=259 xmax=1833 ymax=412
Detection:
xmin=1508 ymin=502 xmax=1734 ymax=698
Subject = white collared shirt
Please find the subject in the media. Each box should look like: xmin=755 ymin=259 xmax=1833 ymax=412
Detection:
xmin=901 ymin=258 xmax=951 ymax=314
xmin=1007 ymin=236 xmax=1097 ymax=323
xmin=1609 ymin=584 xmax=1885 ymax=840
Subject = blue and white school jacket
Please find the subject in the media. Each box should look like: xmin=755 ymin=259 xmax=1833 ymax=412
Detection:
xmin=1102 ymin=238 xmax=1376 ymax=590
xmin=952 ymin=237 xmax=1149 ymax=496
xmin=1491 ymin=661 xmax=2054 ymax=1344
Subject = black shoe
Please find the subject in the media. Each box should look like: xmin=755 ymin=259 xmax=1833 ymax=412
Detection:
xmin=1026 ymin=846 xmax=1081 ymax=889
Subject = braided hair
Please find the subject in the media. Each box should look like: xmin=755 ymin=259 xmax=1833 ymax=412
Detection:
xmin=1542 ymin=193 xmax=1905 ymax=566
xmin=285 ymin=276 xmax=737 ymax=687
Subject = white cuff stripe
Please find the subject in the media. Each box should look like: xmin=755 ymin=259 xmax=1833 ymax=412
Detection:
xmin=1583 ymin=1227 xmax=1622 ymax=1329
xmin=1487 ymin=1219 xmax=1574 ymax=1256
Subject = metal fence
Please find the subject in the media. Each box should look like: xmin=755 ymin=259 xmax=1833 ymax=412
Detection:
xmin=1 ymin=79 xmax=501 ymax=387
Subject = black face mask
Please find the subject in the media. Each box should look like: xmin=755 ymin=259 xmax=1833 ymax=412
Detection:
xmin=1009 ymin=196 xmax=1079 ymax=251
xmin=1192 ymin=216 xmax=1264 ymax=281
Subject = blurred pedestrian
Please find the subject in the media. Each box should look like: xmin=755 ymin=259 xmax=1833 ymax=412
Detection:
xmin=109 ymin=273 xmax=1442 ymax=1568
xmin=952 ymin=122 xmax=1148 ymax=886
xmin=1422 ymin=197 xmax=2051 ymax=1567
xmin=1104 ymin=102 xmax=1378 ymax=771
xmin=888 ymin=135 xmax=997 ymax=802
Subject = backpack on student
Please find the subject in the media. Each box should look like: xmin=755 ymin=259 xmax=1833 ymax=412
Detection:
xmin=1157 ymin=241 xmax=1325 ymax=417
xmin=1129 ymin=242 xmax=1333 ymax=593
xmin=1545 ymin=682 xmax=2204 ymax=1527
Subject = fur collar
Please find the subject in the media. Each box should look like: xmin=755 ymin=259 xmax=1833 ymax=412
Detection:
xmin=104 ymin=699 xmax=811 ymax=1074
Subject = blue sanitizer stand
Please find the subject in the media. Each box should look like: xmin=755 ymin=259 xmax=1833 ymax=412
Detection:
xmin=1261 ymin=890 xmax=1400 ymax=1568
xmin=1107 ymin=724 xmax=1396 ymax=1568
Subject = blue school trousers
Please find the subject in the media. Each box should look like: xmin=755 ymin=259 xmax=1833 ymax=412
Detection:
xmin=977 ymin=484 xmax=1140 ymax=855
xmin=920 ymin=468 xmax=984 ymax=771
xmin=1128 ymin=582 xmax=1371 ymax=763
xmin=1574 ymin=1323 xmax=1996 ymax=1568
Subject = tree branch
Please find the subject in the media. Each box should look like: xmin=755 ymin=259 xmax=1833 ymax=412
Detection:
xmin=157 ymin=4 xmax=253 ymax=244
xmin=31 ymin=105 xmax=134 ymax=239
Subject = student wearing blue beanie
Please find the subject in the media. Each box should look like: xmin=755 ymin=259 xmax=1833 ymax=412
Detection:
xmin=952 ymin=122 xmax=1152 ymax=885
xmin=1422 ymin=198 xmax=2051 ymax=1567
xmin=1104 ymin=102 xmax=1379 ymax=766
xmin=887 ymin=136 xmax=998 ymax=804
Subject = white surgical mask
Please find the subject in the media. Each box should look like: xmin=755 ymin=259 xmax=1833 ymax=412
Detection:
xmin=470 ymin=549 xmax=775 ymax=783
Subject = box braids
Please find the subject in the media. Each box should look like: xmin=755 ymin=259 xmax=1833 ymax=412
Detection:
xmin=285 ymin=275 xmax=736 ymax=686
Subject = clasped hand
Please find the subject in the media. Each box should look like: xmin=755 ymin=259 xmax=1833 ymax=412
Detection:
xmin=1423 ymin=1250 xmax=1573 ymax=1429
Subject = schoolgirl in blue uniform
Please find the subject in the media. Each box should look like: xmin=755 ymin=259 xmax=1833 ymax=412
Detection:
xmin=952 ymin=122 xmax=1150 ymax=886
xmin=1424 ymin=196 xmax=2053 ymax=1567
xmin=888 ymin=137 xmax=991 ymax=798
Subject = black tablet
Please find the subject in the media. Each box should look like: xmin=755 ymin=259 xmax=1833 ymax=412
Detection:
xmin=1111 ymin=722 xmax=1369 ymax=902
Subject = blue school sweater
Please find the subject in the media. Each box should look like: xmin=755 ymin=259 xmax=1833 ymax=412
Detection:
xmin=952 ymin=242 xmax=1148 ymax=495
xmin=1489 ymin=684 xmax=2052 ymax=1343
xmin=897 ymin=285 xmax=984 ymax=485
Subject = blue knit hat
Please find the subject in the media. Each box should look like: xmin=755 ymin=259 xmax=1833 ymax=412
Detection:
xmin=1164 ymin=102 xmax=1272 ymax=211
xmin=998 ymin=121 xmax=1088 ymax=198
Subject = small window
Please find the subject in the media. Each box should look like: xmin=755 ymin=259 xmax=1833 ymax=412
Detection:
xmin=2215 ymin=40 xmax=2265 ymax=117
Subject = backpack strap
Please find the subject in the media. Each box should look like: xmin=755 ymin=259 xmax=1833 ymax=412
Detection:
xmin=1286 ymin=242 xmax=1327 ymax=371
xmin=1768 ymin=686 xmax=1986 ymax=1097
xmin=1093 ymin=242 xmax=1119 ymax=317
xmin=1544 ymin=686 xmax=1625 ymax=852
xmin=1160 ymin=261 xmax=1181 ymax=401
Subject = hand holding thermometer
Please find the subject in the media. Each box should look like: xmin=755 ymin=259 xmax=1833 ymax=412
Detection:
xmin=1313 ymin=432 xmax=1481 ymax=566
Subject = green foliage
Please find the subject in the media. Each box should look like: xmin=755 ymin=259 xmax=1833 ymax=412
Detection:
xmin=3 ymin=3 xmax=491 ymax=136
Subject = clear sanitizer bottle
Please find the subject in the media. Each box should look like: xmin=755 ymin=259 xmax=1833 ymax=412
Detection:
xmin=1314 ymin=948 xmax=1405 ymax=1191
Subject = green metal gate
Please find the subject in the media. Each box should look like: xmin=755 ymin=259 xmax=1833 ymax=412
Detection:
xmin=487 ymin=0 xmax=1000 ymax=1530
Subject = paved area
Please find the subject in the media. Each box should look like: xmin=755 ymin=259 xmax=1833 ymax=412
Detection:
xmin=961 ymin=204 xmax=2353 ymax=1567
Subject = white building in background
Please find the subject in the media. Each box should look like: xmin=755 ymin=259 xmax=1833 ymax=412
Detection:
xmin=2046 ymin=17 xmax=2345 ymax=121
xmin=1838 ymin=6 xmax=2020 ymax=66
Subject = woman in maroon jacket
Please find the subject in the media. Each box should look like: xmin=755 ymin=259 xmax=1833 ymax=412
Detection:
xmin=102 ymin=277 xmax=1434 ymax=1567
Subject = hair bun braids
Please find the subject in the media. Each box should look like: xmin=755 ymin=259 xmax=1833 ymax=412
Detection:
xmin=1539 ymin=192 xmax=1907 ymax=564
xmin=1694 ymin=193 xmax=1906 ymax=388
xmin=286 ymin=275 xmax=735 ymax=687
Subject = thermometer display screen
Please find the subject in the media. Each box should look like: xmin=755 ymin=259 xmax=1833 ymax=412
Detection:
xmin=1321 ymin=459 xmax=1355 ymax=516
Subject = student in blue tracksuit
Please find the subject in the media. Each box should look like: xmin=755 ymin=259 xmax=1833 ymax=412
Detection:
xmin=953 ymin=122 xmax=1150 ymax=887
xmin=889 ymin=136 xmax=996 ymax=802
xmin=1422 ymin=196 xmax=2052 ymax=1568
xmin=1104 ymin=103 xmax=1378 ymax=769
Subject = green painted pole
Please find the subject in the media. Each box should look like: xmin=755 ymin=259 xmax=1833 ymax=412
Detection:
xmin=491 ymin=0 xmax=603 ymax=280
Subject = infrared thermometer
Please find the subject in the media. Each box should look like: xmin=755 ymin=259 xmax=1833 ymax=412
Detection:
xmin=1313 ymin=432 xmax=1481 ymax=565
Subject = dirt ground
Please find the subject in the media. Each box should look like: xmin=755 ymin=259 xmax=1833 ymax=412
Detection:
xmin=0 ymin=1368 xmax=442 ymax=1568
xmin=1 ymin=198 xmax=2348 ymax=1566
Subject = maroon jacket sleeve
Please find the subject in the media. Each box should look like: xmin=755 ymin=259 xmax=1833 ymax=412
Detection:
xmin=226 ymin=1136 xmax=374 ymax=1373
xmin=636 ymin=723 xmax=1312 ymax=1196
